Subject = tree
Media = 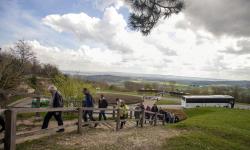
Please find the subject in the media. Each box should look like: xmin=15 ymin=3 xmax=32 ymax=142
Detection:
xmin=53 ymin=74 xmax=95 ymax=101
xmin=127 ymin=0 xmax=184 ymax=35
xmin=42 ymin=64 xmax=60 ymax=78
xmin=11 ymin=40 xmax=35 ymax=64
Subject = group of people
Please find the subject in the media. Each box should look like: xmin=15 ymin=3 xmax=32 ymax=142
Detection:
xmin=0 ymin=85 xmax=176 ymax=133
xmin=41 ymin=85 xmax=130 ymax=131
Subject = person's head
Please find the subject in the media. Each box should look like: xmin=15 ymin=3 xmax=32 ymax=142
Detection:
xmin=120 ymin=100 xmax=125 ymax=106
xmin=82 ymin=88 xmax=89 ymax=95
xmin=48 ymin=85 xmax=57 ymax=94
xmin=100 ymin=94 xmax=104 ymax=98
xmin=153 ymin=103 xmax=157 ymax=107
xmin=116 ymin=98 xmax=119 ymax=102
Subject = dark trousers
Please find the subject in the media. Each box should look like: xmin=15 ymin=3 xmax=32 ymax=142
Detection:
xmin=99 ymin=110 xmax=106 ymax=121
xmin=120 ymin=116 xmax=127 ymax=129
xmin=83 ymin=110 xmax=95 ymax=122
xmin=42 ymin=112 xmax=63 ymax=129
xmin=0 ymin=116 xmax=5 ymax=132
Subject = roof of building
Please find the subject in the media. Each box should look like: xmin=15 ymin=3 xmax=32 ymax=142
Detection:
xmin=182 ymin=95 xmax=234 ymax=99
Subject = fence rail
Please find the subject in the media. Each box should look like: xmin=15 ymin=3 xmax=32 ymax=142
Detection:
xmin=1 ymin=107 xmax=165 ymax=150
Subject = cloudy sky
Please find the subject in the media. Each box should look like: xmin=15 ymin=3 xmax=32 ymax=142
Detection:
xmin=1 ymin=0 xmax=250 ymax=80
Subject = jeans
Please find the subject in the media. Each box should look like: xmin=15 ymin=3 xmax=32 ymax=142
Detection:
xmin=83 ymin=110 xmax=95 ymax=122
xmin=42 ymin=112 xmax=63 ymax=129
xmin=99 ymin=110 xmax=106 ymax=121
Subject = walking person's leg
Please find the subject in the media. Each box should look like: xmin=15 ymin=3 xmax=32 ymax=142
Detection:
xmin=83 ymin=110 xmax=88 ymax=122
xmin=99 ymin=112 xmax=102 ymax=121
xmin=102 ymin=111 xmax=107 ymax=120
xmin=54 ymin=111 xmax=64 ymax=132
xmin=120 ymin=116 xmax=125 ymax=129
xmin=41 ymin=112 xmax=53 ymax=129
xmin=89 ymin=110 xmax=97 ymax=127
xmin=0 ymin=116 xmax=5 ymax=132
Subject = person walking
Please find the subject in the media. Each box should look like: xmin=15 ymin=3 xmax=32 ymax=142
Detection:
xmin=98 ymin=94 xmax=108 ymax=121
xmin=134 ymin=102 xmax=145 ymax=126
xmin=82 ymin=88 xmax=97 ymax=127
xmin=119 ymin=100 xmax=129 ymax=129
xmin=150 ymin=103 xmax=159 ymax=125
xmin=145 ymin=105 xmax=151 ymax=124
xmin=41 ymin=85 xmax=64 ymax=132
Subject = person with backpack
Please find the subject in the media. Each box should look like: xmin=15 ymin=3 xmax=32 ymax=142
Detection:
xmin=98 ymin=94 xmax=108 ymax=121
xmin=82 ymin=88 xmax=97 ymax=127
xmin=41 ymin=85 xmax=64 ymax=132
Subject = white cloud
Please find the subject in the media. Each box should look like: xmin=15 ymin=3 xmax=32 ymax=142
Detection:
xmin=4 ymin=3 xmax=247 ymax=80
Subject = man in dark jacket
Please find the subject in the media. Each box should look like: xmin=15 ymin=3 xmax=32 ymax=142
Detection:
xmin=98 ymin=94 xmax=108 ymax=120
xmin=41 ymin=85 xmax=64 ymax=132
xmin=82 ymin=88 xmax=97 ymax=127
xmin=150 ymin=104 xmax=158 ymax=125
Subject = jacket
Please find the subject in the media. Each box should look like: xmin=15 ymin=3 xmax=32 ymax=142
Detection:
xmin=151 ymin=106 xmax=158 ymax=112
xmin=83 ymin=93 xmax=94 ymax=107
xmin=52 ymin=91 xmax=63 ymax=108
xmin=98 ymin=98 xmax=108 ymax=108
xmin=120 ymin=104 xmax=129 ymax=118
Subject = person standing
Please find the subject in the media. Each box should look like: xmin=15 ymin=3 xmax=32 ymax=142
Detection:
xmin=98 ymin=94 xmax=108 ymax=121
xmin=150 ymin=103 xmax=159 ymax=125
xmin=134 ymin=102 xmax=145 ymax=126
xmin=82 ymin=88 xmax=97 ymax=127
xmin=41 ymin=85 xmax=64 ymax=132
xmin=119 ymin=100 xmax=129 ymax=129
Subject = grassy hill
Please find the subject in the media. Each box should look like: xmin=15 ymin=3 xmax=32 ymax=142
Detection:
xmin=164 ymin=108 xmax=250 ymax=150
xmin=17 ymin=108 xmax=250 ymax=150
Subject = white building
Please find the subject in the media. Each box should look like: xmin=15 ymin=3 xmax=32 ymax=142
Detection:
xmin=181 ymin=95 xmax=235 ymax=108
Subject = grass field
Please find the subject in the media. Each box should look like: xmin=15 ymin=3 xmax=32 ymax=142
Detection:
xmin=16 ymin=108 xmax=250 ymax=150
xmin=155 ymin=100 xmax=180 ymax=105
xmin=163 ymin=108 xmax=250 ymax=150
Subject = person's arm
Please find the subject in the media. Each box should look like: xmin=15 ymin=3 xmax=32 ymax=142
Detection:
xmin=104 ymin=99 xmax=108 ymax=107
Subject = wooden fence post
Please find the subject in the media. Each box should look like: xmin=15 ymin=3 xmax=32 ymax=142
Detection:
xmin=4 ymin=109 xmax=17 ymax=150
xmin=141 ymin=109 xmax=145 ymax=128
xmin=130 ymin=110 xmax=132 ymax=119
xmin=112 ymin=106 xmax=115 ymax=119
xmin=116 ymin=108 xmax=120 ymax=131
xmin=77 ymin=107 xmax=83 ymax=134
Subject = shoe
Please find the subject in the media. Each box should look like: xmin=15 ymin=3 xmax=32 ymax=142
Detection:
xmin=94 ymin=123 xmax=98 ymax=128
xmin=56 ymin=128 xmax=65 ymax=132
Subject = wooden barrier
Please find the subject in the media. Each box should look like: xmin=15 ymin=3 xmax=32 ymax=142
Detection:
xmin=2 ymin=107 xmax=165 ymax=150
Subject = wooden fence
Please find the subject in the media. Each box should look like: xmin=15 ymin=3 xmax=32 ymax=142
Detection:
xmin=1 ymin=107 xmax=165 ymax=150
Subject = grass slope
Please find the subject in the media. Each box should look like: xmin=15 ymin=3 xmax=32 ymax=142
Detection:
xmin=163 ymin=108 xmax=250 ymax=150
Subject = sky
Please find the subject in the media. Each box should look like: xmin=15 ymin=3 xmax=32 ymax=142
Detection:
xmin=1 ymin=0 xmax=250 ymax=80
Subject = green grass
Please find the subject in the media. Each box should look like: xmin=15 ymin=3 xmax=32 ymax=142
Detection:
xmin=162 ymin=108 xmax=250 ymax=150
xmin=155 ymin=100 xmax=180 ymax=105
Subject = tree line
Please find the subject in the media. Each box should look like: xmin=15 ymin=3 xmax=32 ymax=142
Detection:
xmin=0 ymin=40 xmax=60 ymax=101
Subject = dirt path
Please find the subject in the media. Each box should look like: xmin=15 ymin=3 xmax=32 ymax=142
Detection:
xmin=18 ymin=126 xmax=181 ymax=150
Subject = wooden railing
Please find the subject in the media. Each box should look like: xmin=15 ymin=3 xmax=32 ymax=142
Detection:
xmin=1 ymin=107 xmax=165 ymax=150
